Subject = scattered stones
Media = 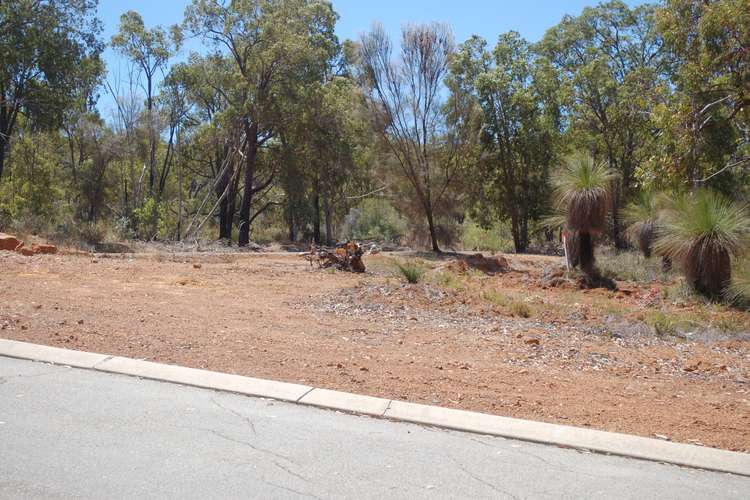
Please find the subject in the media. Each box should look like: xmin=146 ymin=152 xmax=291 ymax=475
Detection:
xmin=193 ymin=263 xmax=202 ymax=269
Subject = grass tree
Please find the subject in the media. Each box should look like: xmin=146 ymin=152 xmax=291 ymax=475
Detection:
xmin=655 ymin=190 xmax=750 ymax=299
xmin=553 ymin=155 xmax=618 ymax=285
xmin=726 ymin=259 xmax=750 ymax=307
xmin=623 ymin=191 xmax=661 ymax=258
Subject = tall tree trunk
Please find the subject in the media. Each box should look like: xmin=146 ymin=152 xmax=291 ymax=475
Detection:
xmin=147 ymin=75 xmax=156 ymax=195
xmin=287 ymin=204 xmax=297 ymax=242
xmin=579 ymin=232 xmax=596 ymax=278
xmin=0 ymin=141 xmax=6 ymax=181
xmin=313 ymin=189 xmax=321 ymax=245
xmin=323 ymin=193 xmax=333 ymax=246
xmin=218 ymin=196 xmax=230 ymax=240
xmin=238 ymin=121 xmax=258 ymax=247
xmin=177 ymin=150 xmax=183 ymax=242
xmin=425 ymin=207 xmax=441 ymax=253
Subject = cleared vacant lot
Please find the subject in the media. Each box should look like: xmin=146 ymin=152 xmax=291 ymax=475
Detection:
xmin=1 ymin=250 xmax=748 ymax=452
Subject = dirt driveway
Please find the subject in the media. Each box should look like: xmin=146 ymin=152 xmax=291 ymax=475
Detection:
xmin=1 ymin=251 xmax=748 ymax=452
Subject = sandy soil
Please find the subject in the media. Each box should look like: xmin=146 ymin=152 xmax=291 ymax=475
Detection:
xmin=1 ymin=250 xmax=748 ymax=452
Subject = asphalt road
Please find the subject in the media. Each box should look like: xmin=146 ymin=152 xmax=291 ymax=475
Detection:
xmin=1 ymin=356 xmax=748 ymax=499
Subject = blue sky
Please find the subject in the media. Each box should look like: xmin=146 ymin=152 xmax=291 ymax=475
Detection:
xmin=97 ymin=0 xmax=648 ymax=116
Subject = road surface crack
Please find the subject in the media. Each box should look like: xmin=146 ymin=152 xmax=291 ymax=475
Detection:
xmin=196 ymin=426 xmax=298 ymax=465
xmin=451 ymin=457 xmax=520 ymax=499
xmin=211 ymin=397 xmax=257 ymax=435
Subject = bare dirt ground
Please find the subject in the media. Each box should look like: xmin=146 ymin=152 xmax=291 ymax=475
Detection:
xmin=1 ymin=249 xmax=748 ymax=452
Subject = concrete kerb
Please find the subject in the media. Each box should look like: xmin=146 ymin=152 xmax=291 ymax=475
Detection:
xmin=1 ymin=338 xmax=749 ymax=477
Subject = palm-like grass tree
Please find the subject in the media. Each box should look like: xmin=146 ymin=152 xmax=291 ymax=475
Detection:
xmin=726 ymin=258 xmax=750 ymax=308
xmin=553 ymin=155 xmax=618 ymax=283
xmin=654 ymin=190 xmax=750 ymax=298
xmin=623 ymin=191 xmax=660 ymax=258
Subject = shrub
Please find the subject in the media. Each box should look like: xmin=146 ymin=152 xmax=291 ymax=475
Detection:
xmin=509 ymin=301 xmax=532 ymax=318
xmin=598 ymin=249 xmax=671 ymax=283
xmin=394 ymin=260 xmax=425 ymax=284
xmin=481 ymin=290 xmax=508 ymax=306
xmin=342 ymin=198 xmax=408 ymax=242
xmin=460 ymin=218 xmax=513 ymax=252
xmin=655 ymin=189 xmax=749 ymax=298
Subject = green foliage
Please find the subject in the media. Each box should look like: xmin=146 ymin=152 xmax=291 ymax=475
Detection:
xmin=481 ymin=290 xmax=508 ymax=306
xmin=553 ymin=155 xmax=617 ymax=234
xmin=623 ymin=191 xmax=662 ymax=257
xmin=598 ymin=250 xmax=671 ymax=283
xmin=132 ymin=198 xmax=170 ymax=240
xmin=653 ymin=0 xmax=750 ymax=191
xmin=393 ymin=260 xmax=426 ymax=284
xmin=726 ymin=259 xmax=750 ymax=308
xmin=509 ymin=301 xmax=532 ymax=318
xmin=342 ymin=199 xmax=407 ymax=243
xmin=448 ymin=31 xmax=557 ymax=252
xmin=0 ymin=130 xmax=65 ymax=220
xmin=460 ymin=218 xmax=513 ymax=252
xmin=655 ymin=190 xmax=750 ymax=298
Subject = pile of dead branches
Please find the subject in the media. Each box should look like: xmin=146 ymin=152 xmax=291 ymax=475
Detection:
xmin=303 ymin=242 xmax=366 ymax=273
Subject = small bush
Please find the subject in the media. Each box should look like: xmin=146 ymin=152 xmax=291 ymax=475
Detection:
xmin=509 ymin=301 xmax=532 ymax=318
xmin=460 ymin=218 xmax=513 ymax=252
xmin=481 ymin=290 xmax=508 ymax=306
xmin=342 ymin=198 xmax=408 ymax=243
xmin=78 ymin=222 xmax=107 ymax=245
xmin=394 ymin=260 xmax=425 ymax=284
xmin=598 ymin=249 xmax=671 ymax=283
xmin=434 ymin=271 xmax=465 ymax=290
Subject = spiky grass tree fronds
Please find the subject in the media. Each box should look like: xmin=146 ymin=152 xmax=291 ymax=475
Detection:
xmin=552 ymin=155 xmax=617 ymax=286
xmin=726 ymin=258 xmax=750 ymax=308
xmin=623 ymin=191 xmax=661 ymax=258
xmin=553 ymin=155 xmax=618 ymax=234
xmin=655 ymin=190 xmax=750 ymax=299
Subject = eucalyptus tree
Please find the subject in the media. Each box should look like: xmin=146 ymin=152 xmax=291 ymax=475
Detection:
xmin=0 ymin=0 xmax=103 ymax=181
xmin=292 ymin=77 xmax=373 ymax=245
xmin=653 ymin=0 xmax=749 ymax=192
xmin=359 ymin=23 xmax=456 ymax=253
xmin=448 ymin=32 xmax=558 ymax=253
xmin=183 ymin=0 xmax=339 ymax=247
xmin=167 ymin=53 xmax=236 ymax=240
xmin=537 ymin=1 xmax=666 ymax=248
xmin=112 ymin=11 xmax=180 ymax=196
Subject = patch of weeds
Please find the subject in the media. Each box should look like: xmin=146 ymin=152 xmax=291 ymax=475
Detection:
xmin=394 ymin=260 xmax=426 ymax=284
xmin=645 ymin=311 xmax=702 ymax=338
xmin=509 ymin=301 xmax=532 ymax=318
xmin=598 ymin=250 xmax=672 ymax=283
xmin=434 ymin=271 xmax=465 ymax=291
xmin=648 ymin=311 xmax=680 ymax=337
xmin=481 ymin=290 xmax=508 ymax=307
xmin=325 ymin=268 xmax=337 ymax=275
xmin=711 ymin=314 xmax=749 ymax=334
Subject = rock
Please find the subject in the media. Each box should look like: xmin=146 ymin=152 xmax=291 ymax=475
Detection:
xmin=525 ymin=338 xmax=541 ymax=346
xmin=18 ymin=247 xmax=35 ymax=257
xmin=0 ymin=233 xmax=22 ymax=251
xmin=464 ymin=253 xmax=510 ymax=274
xmin=31 ymin=243 xmax=57 ymax=255
xmin=193 ymin=263 xmax=202 ymax=269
